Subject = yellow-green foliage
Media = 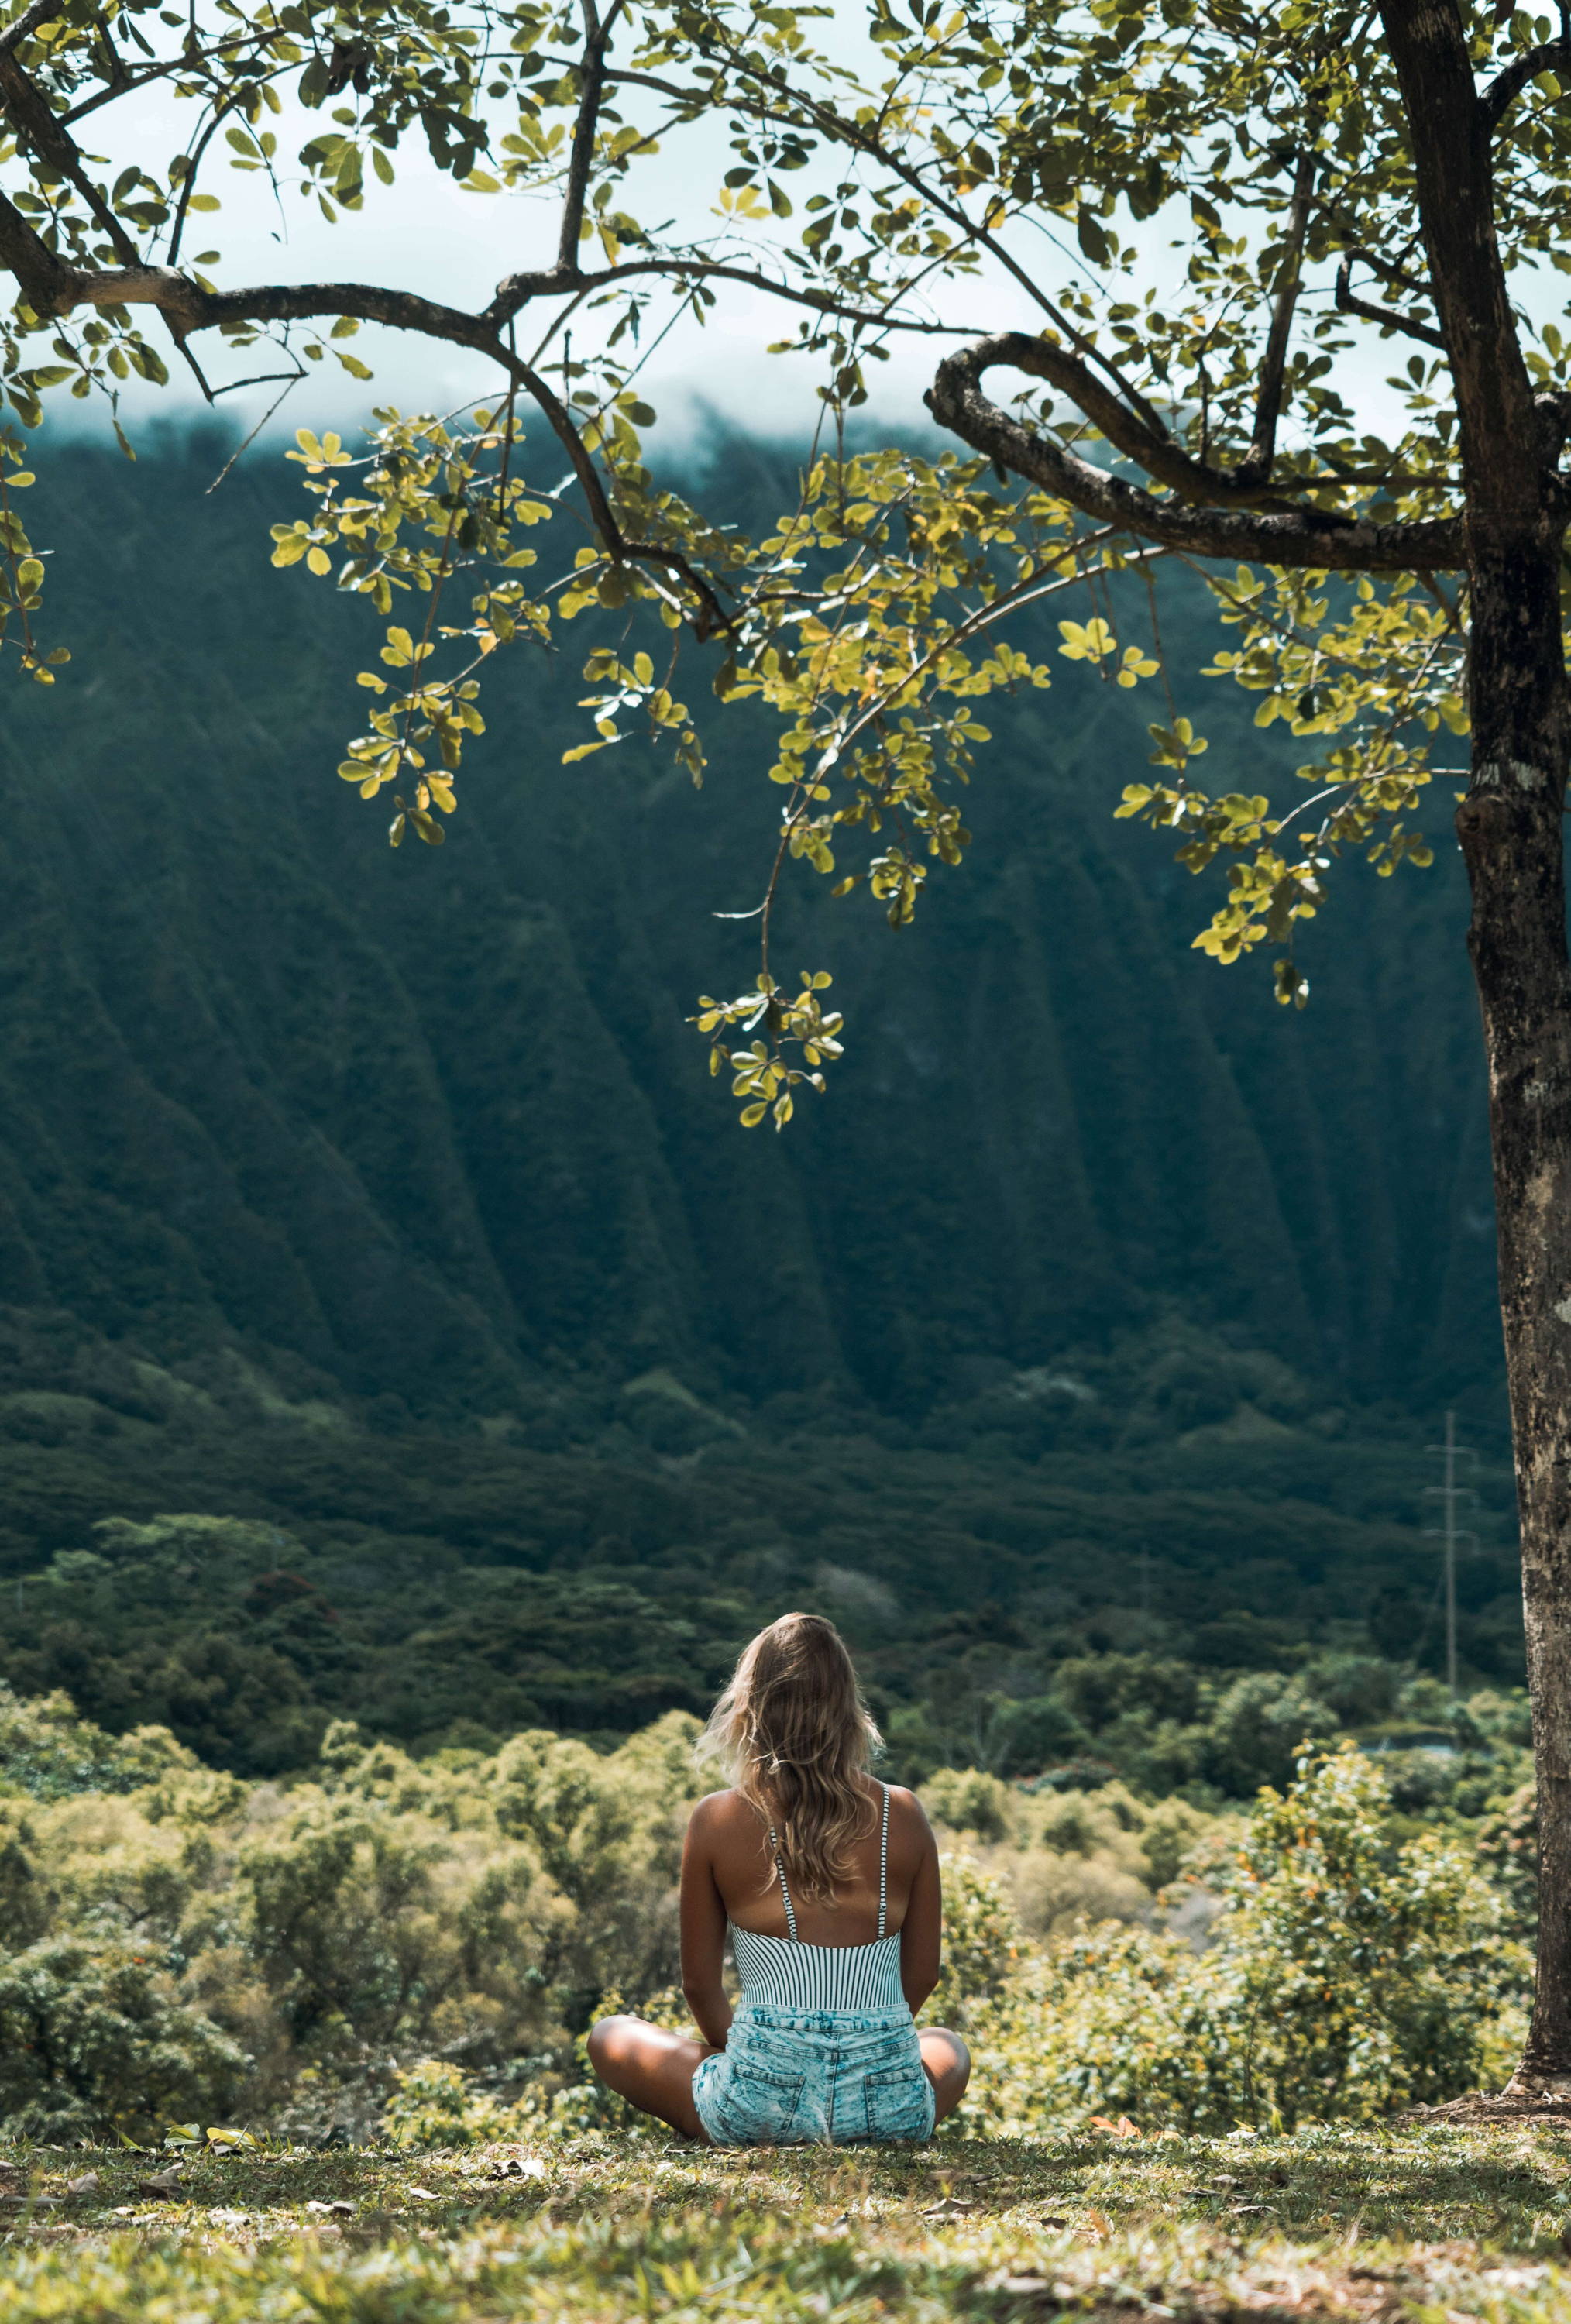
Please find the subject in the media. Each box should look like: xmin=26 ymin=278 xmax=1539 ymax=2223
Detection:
xmin=0 ymin=1688 xmax=706 ymax=2140
xmin=962 ymin=1745 xmax=1529 ymax=2138
xmin=921 ymin=1765 xmax=1221 ymax=1939
xmin=381 ymin=2058 xmax=528 ymax=2150
xmin=0 ymin=1684 xmax=1534 ymax=2145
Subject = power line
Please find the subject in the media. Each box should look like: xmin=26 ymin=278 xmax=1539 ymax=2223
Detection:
xmin=1424 ymin=1410 xmax=1477 ymax=1697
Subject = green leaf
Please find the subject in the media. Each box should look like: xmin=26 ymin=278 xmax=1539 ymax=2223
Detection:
xmin=1076 ymin=207 xmax=1109 ymax=266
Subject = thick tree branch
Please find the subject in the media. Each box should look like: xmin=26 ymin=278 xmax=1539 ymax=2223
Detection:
xmin=990 ymin=332 xmax=1312 ymax=509
xmin=1377 ymin=1 xmax=1541 ymax=517
xmin=0 ymin=44 xmax=142 ymax=270
xmin=925 ymin=333 xmax=1467 ymax=572
xmin=1380 ymin=3 xmax=1568 ymax=789
xmin=1482 ymin=37 xmax=1571 ymax=134
xmin=1335 ymin=256 xmax=1447 ymax=349
xmin=1236 ymin=150 xmax=1316 ymax=486
xmin=67 ymin=249 xmax=961 ymax=364
xmin=50 ymin=260 xmax=737 ymax=630
xmin=0 ymin=0 xmax=67 ymax=55
xmin=0 ymin=182 xmax=72 ymax=309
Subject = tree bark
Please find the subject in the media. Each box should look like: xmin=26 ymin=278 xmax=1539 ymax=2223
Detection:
xmin=1377 ymin=0 xmax=1571 ymax=2093
xmin=1460 ymin=551 xmax=1571 ymax=2092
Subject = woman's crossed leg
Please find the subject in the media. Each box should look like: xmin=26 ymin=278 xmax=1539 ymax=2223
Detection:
xmin=587 ymin=2016 xmax=717 ymax=2139
xmin=587 ymin=2014 xmax=971 ymax=2143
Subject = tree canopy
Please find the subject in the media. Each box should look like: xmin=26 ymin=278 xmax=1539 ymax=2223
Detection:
xmin=0 ymin=0 xmax=1532 ymax=1119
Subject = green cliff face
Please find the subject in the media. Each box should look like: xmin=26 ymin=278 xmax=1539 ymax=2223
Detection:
xmin=0 ymin=433 xmax=1497 ymax=1417
xmin=0 ymin=434 xmax=1521 ymax=1761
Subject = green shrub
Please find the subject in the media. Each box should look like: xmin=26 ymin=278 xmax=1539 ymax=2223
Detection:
xmin=0 ymin=1704 xmax=711 ymax=2136
xmin=922 ymin=1770 xmax=1013 ymax=1844
xmin=1197 ymin=1672 xmax=1340 ymax=1795
xmin=0 ymin=1686 xmax=1534 ymax=2144
xmin=0 ymin=1685 xmax=193 ymax=1800
xmin=984 ymin=1696 xmax=1090 ymax=1778
xmin=926 ymin=1857 xmax=1025 ymax=2028
xmin=382 ymin=2058 xmax=530 ymax=2149
xmin=963 ymin=1744 xmax=1528 ymax=2136
xmin=0 ymin=1933 xmax=248 ymax=2139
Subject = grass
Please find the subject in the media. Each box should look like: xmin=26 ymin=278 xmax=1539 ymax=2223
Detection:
xmin=2 ymin=2126 xmax=1570 ymax=2320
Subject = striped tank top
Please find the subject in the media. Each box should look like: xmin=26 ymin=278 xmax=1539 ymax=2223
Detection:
xmin=730 ymin=1780 xmax=906 ymax=2014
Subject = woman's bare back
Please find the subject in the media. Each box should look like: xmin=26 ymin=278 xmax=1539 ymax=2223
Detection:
xmin=695 ymin=1774 xmax=932 ymax=1945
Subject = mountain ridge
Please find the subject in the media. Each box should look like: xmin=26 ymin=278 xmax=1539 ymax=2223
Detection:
xmin=0 ymin=431 xmax=1499 ymax=1426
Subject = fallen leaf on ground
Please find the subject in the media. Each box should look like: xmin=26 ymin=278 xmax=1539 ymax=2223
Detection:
xmin=407 ymin=2186 xmax=441 ymax=2201
xmin=64 ymin=2173 xmax=100 ymax=2197
xmin=137 ymin=2170 xmax=186 ymax=2197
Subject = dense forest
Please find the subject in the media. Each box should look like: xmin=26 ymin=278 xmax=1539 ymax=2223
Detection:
xmin=0 ymin=427 xmax=1524 ymax=1772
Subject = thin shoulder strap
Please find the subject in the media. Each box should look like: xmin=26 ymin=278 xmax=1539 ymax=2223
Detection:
xmin=765 ymin=1820 xmax=799 ymax=1943
xmin=878 ymin=1780 xmax=889 ymax=1939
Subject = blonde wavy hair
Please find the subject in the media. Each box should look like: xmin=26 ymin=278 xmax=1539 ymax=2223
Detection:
xmin=700 ymin=1612 xmax=882 ymax=1905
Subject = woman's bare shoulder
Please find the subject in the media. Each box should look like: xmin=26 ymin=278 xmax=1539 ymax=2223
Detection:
xmin=880 ymin=1782 xmax=929 ymax=1810
xmin=880 ymin=1783 xmax=935 ymax=1845
xmin=687 ymin=1788 xmax=758 ymax=1834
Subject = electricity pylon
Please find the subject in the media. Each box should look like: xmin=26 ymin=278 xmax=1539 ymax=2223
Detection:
xmin=1424 ymin=1411 xmax=1477 ymax=1697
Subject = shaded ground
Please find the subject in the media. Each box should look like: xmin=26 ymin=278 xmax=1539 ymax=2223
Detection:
xmin=2 ymin=2124 xmax=1571 ymax=2319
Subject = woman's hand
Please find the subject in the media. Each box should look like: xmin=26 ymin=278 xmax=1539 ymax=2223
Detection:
xmin=679 ymin=1796 xmax=735 ymax=2049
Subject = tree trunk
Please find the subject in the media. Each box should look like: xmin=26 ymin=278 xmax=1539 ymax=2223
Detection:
xmin=1373 ymin=0 xmax=1571 ymax=2095
xmin=1457 ymin=541 xmax=1571 ymax=2090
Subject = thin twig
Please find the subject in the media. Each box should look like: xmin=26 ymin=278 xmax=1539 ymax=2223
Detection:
xmin=205 ymin=365 xmax=306 ymax=493
xmin=1237 ymin=149 xmax=1317 ymax=486
xmin=1334 ymin=258 xmax=1446 ymax=352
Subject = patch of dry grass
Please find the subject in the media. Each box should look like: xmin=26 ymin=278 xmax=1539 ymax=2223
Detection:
xmin=0 ymin=2122 xmax=1568 ymax=2319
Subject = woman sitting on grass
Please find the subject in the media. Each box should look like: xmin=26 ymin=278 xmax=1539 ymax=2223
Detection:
xmin=590 ymin=1611 xmax=971 ymax=2144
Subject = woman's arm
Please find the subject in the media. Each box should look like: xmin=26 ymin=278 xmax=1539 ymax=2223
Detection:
xmin=679 ymin=1796 xmax=734 ymax=2048
xmin=898 ymin=1799 xmax=944 ymax=2016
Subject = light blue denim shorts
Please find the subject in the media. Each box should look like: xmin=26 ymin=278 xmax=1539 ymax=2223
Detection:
xmin=692 ymin=2003 xmax=937 ymax=2146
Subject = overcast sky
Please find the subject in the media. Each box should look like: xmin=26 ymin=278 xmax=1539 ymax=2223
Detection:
xmin=43 ymin=44 xmax=1459 ymax=465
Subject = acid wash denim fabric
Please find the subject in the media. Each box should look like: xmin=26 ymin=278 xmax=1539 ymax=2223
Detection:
xmin=692 ymin=2003 xmax=936 ymax=2146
